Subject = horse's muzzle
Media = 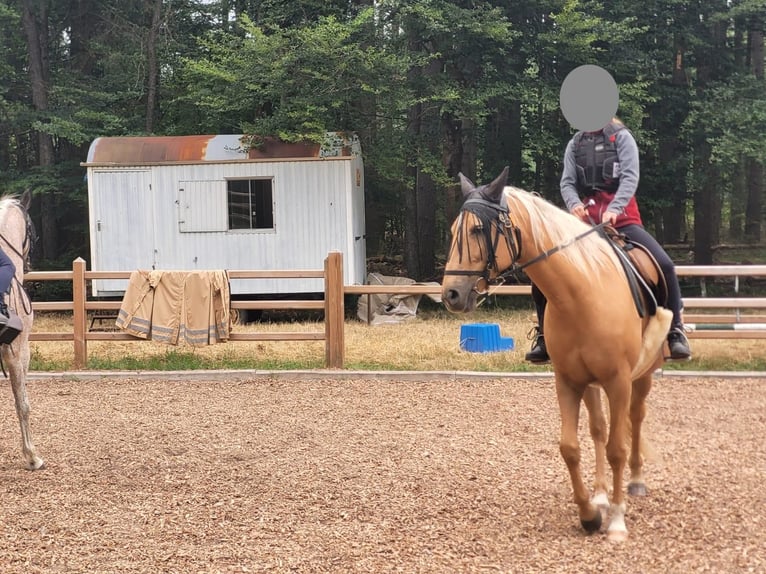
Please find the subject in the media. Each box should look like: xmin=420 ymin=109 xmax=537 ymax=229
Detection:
xmin=441 ymin=285 xmax=478 ymax=313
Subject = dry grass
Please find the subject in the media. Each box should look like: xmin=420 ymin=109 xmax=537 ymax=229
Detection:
xmin=29 ymin=308 xmax=766 ymax=372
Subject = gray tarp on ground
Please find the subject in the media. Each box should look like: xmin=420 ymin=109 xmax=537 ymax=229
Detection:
xmin=357 ymin=273 xmax=442 ymax=326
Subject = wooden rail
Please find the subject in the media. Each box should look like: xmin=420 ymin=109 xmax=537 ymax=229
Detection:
xmin=25 ymin=258 xmax=766 ymax=369
xmin=26 ymin=253 xmax=345 ymax=370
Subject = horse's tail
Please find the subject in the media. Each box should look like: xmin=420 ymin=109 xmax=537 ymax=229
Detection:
xmin=626 ymin=308 xmax=670 ymax=465
xmin=624 ymin=414 xmax=662 ymax=465
xmin=630 ymin=307 xmax=673 ymax=379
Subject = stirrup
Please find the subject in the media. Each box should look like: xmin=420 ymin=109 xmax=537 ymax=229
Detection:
xmin=666 ymin=327 xmax=691 ymax=361
xmin=0 ymin=309 xmax=22 ymax=344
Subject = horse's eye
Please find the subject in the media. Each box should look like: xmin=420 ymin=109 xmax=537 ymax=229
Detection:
xmin=471 ymin=224 xmax=484 ymax=235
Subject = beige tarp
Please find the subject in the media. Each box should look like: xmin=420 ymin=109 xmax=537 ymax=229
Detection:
xmin=357 ymin=273 xmax=441 ymax=326
xmin=116 ymin=270 xmax=231 ymax=346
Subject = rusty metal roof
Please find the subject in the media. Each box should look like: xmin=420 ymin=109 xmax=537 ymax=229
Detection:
xmin=83 ymin=133 xmax=359 ymax=165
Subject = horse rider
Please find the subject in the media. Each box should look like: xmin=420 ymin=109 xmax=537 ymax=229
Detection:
xmin=0 ymin=247 xmax=22 ymax=343
xmin=525 ymin=117 xmax=692 ymax=363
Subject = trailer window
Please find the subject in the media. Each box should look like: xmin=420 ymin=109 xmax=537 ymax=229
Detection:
xmin=227 ymin=179 xmax=274 ymax=230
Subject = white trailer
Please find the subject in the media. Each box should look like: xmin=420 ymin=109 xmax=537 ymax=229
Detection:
xmin=83 ymin=133 xmax=366 ymax=298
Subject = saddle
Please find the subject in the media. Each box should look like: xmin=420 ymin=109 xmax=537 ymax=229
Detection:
xmin=603 ymin=226 xmax=668 ymax=318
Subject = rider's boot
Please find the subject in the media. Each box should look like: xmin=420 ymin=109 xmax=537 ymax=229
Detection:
xmin=525 ymin=326 xmax=550 ymax=363
xmin=0 ymin=295 xmax=23 ymax=344
xmin=667 ymin=325 xmax=691 ymax=360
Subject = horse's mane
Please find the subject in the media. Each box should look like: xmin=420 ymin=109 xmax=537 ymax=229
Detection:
xmin=504 ymin=187 xmax=621 ymax=276
xmin=0 ymin=195 xmax=21 ymax=227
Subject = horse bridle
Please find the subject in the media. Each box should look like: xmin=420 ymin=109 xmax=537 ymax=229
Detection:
xmin=443 ymin=196 xmax=523 ymax=293
xmin=0 ymin=202 xmax=36 ymax=274
xmin=443 ymin=195 xmax=610 ymax=294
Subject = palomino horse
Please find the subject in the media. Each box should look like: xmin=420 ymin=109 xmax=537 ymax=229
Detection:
xmin=441 ymin=168 xmax=671 ymax=542
xmin=0 ymin=192 xmax=44 ymax=470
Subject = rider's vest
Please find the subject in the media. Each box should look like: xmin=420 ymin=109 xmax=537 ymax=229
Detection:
xmin=572 ymin=122 xmax=624 ymax=195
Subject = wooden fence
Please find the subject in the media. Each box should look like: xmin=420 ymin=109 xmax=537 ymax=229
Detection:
xmin=25 ymin=253 xmax=766 ymax=369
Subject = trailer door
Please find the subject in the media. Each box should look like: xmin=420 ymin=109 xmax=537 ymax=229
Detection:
xmin=90 ymin=169 xmax=155 ymax=295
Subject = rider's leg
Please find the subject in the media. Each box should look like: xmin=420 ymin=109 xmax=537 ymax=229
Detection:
xmin=618 ymin=224 xmax=691 ymax=359
xmin=526 ymin=283 xmax=550 ymax=363
xmin=0 ymin=248 xmax=16 ymax=322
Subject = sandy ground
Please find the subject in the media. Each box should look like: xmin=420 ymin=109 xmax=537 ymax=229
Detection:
xmin=0 ymin=373 xmax=764 ymax=573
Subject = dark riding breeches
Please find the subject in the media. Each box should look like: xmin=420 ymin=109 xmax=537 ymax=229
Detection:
xmin=616 ymin=224 xmax=684 ymax=327
xmin=0 ymin=248 xmax=16 ymax=296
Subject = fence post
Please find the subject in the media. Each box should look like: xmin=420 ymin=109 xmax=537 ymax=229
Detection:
xmin=72 ymin=257 xmax=87 ymax=369
xmin=324 ymin=251 xmax=344 ymax=368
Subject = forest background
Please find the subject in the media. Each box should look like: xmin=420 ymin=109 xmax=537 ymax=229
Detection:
xmin=1 ymin=0 xmax=765 ymax=288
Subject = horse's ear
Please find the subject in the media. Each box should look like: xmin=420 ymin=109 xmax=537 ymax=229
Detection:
xmin=458 ymin=172 xmax=476 ymax=198
xmin=486 ymin=166 xmax=509 ymax=201
xmin=20 ymin=189 xmax=32 ymax=211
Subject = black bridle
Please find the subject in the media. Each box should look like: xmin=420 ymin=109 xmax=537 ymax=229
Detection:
xmin=443 ymin=196 xmax=523 ymax=293
xmin=444 ymin=194 xmax=609 ymax=294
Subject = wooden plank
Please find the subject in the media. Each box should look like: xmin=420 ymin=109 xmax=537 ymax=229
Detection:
xmin=84 ymin=271 xmax=132 ymax=280
xmin=684 ymin=314 xmax=766 ymax=323
xmin=230 ymin=300 xmax=324 ymax=310
xmin=226 ymin=269 xmax=324 ymax=279
xmin=24 ymin=271 xmax=74 ymax=281
xmin=85 ymin=332 xmax=145 ymax=341
xmin=85 ymin=302 xmax=122 ymax=310
xmin=682 ymin=298 xmax=766 ymax=308
xmin=344 ymin=284 xmax=531 ymax=295
xmin=687 ymin=331 xmax=766 ymax=339
xmin=676 ymin=265 xmax=766 ymax=276
xmin=325 ymin=251 xmax=345 ymax=368
xmin=32 ymin=302 xmax=75 ymax=311
xmin=29 ymin=333 xmax=74 ymax=341
xmin=73 ymin=258 xmax=87 ymax=369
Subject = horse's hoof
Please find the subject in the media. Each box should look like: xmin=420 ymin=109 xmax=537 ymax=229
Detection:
xmin=628 ymin=482 xmax=647 ymax=496
xmin=607 ymin=529 xmax=629 ymax=543
xmin=26 ymin=458 xmax=45 ymax=471
xmin=581 ymin=511 xmax=602 ymax=533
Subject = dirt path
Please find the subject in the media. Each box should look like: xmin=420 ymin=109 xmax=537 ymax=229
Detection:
xmin=0 ymin=375 xmax=763 ymax=573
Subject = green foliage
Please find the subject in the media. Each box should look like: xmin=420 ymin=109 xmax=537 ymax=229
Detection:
xmin=685 ymin=75 xmax=766 ymax=166
xmin=0 ymin=0 xmax=764 ymax=270
xmin=179 ymin=10 xmax=415 ymax=143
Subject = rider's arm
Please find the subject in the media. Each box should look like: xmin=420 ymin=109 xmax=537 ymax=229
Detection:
xmin=559 ymin=139 xmax=582 ymax=211
xmin=607 ymin=129 xmax=640 ymax=214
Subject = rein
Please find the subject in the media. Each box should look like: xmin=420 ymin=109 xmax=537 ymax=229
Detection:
xmin=515 ymin=222 xmax=609 ymax=272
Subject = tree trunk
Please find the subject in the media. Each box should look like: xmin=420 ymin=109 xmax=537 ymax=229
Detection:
xmin=145 ymin=0 xmax=163 ymax=133
xmin=484 ymin=99 xmax=522 ymax=185
xmin=20 ymin=0 xmax=58 ymax=261
xmin=404 ymin=43 xmax=440 ymax=281
xmin=662 ymin=40 xmax=691 ymax=244
xmin=694 ymin=140 xmax=718 ymax=265
xmin=744 ymin=26 xmax=764 ymax=242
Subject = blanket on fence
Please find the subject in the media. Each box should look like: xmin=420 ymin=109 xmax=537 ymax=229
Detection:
xmin=116 ymin=270 xmax=231 ymax=346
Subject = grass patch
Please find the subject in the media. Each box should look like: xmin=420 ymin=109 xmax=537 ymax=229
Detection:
xmin=29 ymin=309 xmax=766 ymax=372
